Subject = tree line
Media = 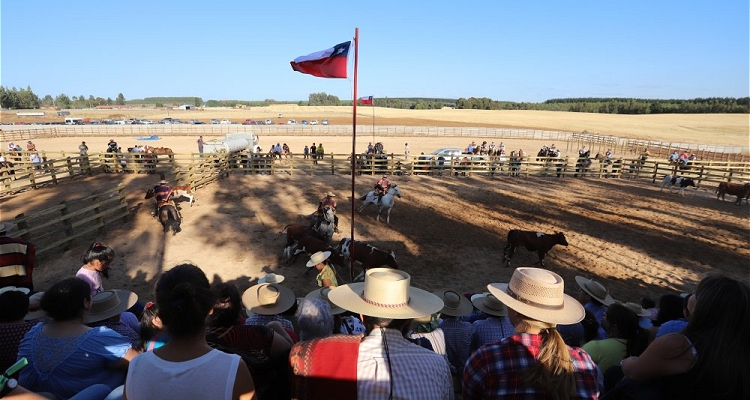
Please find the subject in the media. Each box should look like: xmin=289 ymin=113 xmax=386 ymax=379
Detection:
xmin=2 ymin=85 xmax=747 ymax=114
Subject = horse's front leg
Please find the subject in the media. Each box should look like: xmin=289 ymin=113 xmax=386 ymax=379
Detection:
xmin=376 ymin=206 xmax=382 ymax=222
xmin=386 ymin=206 xmax=393 ymax=224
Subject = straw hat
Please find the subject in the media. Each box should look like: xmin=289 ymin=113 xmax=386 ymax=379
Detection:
xmin=242 ymin=283 xmax=296 ymax=315
xmin=470 ymin=292 xmax=509 ymax=317
xmin=575 ymin=276 xmax=616 ymax=305
xmin=328 ymin=268 xmax=444 ymax=319
xmin=305 ymin=286 xmax=344 ymax=314
xmin=488 ymin=267 xmax=585 ymax=325
xmin=84 ymin=290 xmax=138 ymax=324
xmin=325 ymin=192 xmax=336 ymax=197
xmin=25 ymin=292 xmax=46 ymax=321
xmin=258 ymin=273 xmax=285 ymax=284
xmin=622 ymin=302 xmax=651 ymax=317
xmin=432 ymin=289 xmax=473 ymax=316
xmin=0 ymin=286 xmax=30 ymax=295
xmin=159 ymin=179 xmax=168 ymax=185
xmin=306 ymin=251 xmax=332 ymax=268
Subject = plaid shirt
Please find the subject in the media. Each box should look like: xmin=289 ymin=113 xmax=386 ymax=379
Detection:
xmin=244 ymin=314 xmax=294 ymax=331
xmin=463 ymin=333 xmax=599 ymax=400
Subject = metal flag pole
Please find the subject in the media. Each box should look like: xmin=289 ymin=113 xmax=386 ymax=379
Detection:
xmin=350 ymin=27 xmax=359 ymax=282
xmin=372 ymin=99 xmax=375 ymax=145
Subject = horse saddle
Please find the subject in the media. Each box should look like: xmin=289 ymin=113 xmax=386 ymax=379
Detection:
xmin=157 ymin=199 xmax=176 ymax=208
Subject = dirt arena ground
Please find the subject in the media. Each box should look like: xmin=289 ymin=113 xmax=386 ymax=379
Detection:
xmin=1 ymin=109 xmax=748 ymax=307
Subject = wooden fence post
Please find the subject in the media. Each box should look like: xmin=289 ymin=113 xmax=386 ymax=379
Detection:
xmin=118 ymin=185 xmax=130 ymax=223
xmin=92 ymin=195 xmax=105 ymax=235
xmin=59 ymin=201 xmax=74 ymax=251
xmin=14 ymin=213 xmax=29 ymax=241
xmin=66 ymin=157 xmax=74 ymax=177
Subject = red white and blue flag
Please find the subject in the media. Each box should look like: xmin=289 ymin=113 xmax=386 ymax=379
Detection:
xmin=290 ymin=41 xmax=351 ymax=78
xmin=359 ymin=96 xmax=373 ymax=105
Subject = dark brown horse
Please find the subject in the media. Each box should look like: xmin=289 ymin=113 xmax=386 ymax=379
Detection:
xmin=145 ymin=189 xmax=181 ymax=234
xmin=503 ymin=230 xmax=568 ymax=268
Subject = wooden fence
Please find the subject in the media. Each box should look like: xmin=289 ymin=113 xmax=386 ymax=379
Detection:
xmin=5 ymin=184 xmax=129 ymax=257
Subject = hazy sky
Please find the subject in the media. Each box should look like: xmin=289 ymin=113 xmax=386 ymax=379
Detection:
xmin=2 ymin=0 xmax=748 ymax=102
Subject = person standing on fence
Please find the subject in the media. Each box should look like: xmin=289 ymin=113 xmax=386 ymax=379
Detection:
xmin=197 ymin=136 xmax=204 ymax=154
xmin=0 ymin=221 xmax=36 ymax=291
xmin=310 ymin=143 xmax=317 ymax=164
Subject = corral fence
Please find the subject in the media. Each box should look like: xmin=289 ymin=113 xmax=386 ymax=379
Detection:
xmin=5 ymin=184 xmax=129 ymax=257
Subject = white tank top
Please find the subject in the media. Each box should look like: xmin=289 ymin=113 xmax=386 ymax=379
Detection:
xmin=125 ymin=349 xmax=240 ymax=400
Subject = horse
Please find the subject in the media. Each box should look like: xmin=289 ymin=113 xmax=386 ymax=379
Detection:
xmin=310 ymin=206 xmax=336 ymax=245
xmin=145 ymin=189 xmax=182 ymax=234
xmin=716 ymin=182 xmax=750 ymax=205
xmin=171 ymin=183 xmax=195 ymax=206
xmin=660 ymin=175 xmax=696 ymax=196
xmin=358 ymin=184 xmax=403 ymax=224
xmin=503 ymin=230 xmax=568 ymax=268
xmin=338 ymin=237 xmax=399 ymax=281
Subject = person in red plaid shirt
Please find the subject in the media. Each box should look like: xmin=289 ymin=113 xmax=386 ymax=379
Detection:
xmin=463 ymin=267 xmax=599 ymax=399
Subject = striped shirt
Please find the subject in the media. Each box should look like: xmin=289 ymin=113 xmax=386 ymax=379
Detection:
xmin=0 ymin=237 xmax=36 ymax=290
xmin=357 ymin=328 xmax=453 ymax=400
xmin=471 ymin=316 xmax=515 ymax=351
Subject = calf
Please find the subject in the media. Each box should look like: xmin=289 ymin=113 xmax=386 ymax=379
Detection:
xmin=171 ymin=183 xmax=195 ymax=206
xmin=716 ymin=182 xmax=750 ymax=206
xmin=338 ymin=238 xmax=399 ymax=281
xmin=660 ymin=175 xmax=696 ymax=196
xmin=284 ymin=233 xmax=344 ymax=267
xmin=503 ymin=230 xmax=568 ymax=268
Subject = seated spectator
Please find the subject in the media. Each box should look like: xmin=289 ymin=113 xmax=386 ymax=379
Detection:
xmin=618 ymin=273 xmax=750 ymax=399
xmin=124 ymin=264 xmax=256 ymax=400
xmin=0 ymin=287 xmax=36 ymax=372
xmin=469 ymin=292 xmax=515 ymax=351
xmin=137 ymin=301 xmax=168 ymax=352
xmin=75 ymin=242 xmax=115 ymax=297
xmin=85 ymin=290 xmax=140 ymax=348
xmin=640 ymin=296 xmax=657 ymax=322
xmin=0 ymin=221 xmax=36 ymax=292
xmin=296 ymin=297 xmax=334 ymax=341
xmin=305 ymin=286 xmax=366 ymax=336
xmin=463 ymin=267 xmax=599 ymax=399
xmin=622 ymin=301 xmax=654 ymax=329
xmin=576 ymin=275 xmax=617 ymax=340
xmin=652 ymin=293 xmax=687 ymax=340
xmin=243 ymin=282 xmax=297 ymax=336
xmin=17 ymin=277 xmax=137 ymax=399
xmin=208 ymin=282 xmax=292 ymax=400
xmin=432 ymin=289 xmax=474 ymax=393
xmin=582 ymin=303 xmax=649 ymax=374
xmin=406 ymin=312 xmax=445 ymax=353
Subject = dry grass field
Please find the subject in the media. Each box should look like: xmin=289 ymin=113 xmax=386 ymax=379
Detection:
xmin=1 ymin=106 xmax=748 ymax=310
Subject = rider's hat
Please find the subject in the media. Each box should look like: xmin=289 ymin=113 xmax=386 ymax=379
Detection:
xmin=159 ymin=179 xmax=168 ymax=185
xmin=326 ymin=191 xmax=336 ymax=197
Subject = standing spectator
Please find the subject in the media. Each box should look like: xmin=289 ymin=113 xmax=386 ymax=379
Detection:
xmin=310 ymin=143 xmax=317 ymax=164
xmin=0 ymin=287 xmax=36 ymax=372
xmin=25 ymin=141 xmax=36 ymax=152
xmin=0 ymin=221 xmax=36 ymax=291
xmin=304 ymin=268 xmax=452 ymax=399
xmin=18 ymin=278 xmax=137 ymax=399
xmin=196 ymin=136 xmax=204 ymax=154
xmin=404 ymin=142 xmax=410 ymax=160
xmin=303 ymin=145 xmax=309 ymax=159
xmin=576 ymin=275 xmax=616 ymax=340
xmin=316 ymin=143 xmax=325 ymax=160
xmin=463 ymin=267 xmax=599 ymax=399
xmin=367 ymin=142 xmax=374 ymax=154
xmin=30 ymin=153 xmax=42 ymax=170
xmin=498 ymin=142 xmax=505 ymax=155
xmin=78 ymin=141 xmax=88 ymax=156
xmin=470 ymin=292 xmax=515 ymax=351
xmin=125 ymin=264 xmax=256 ymax=400
xmin=518 ymin=148 xmax=526 ymax=158
xmin=8 ymin=142 xmax=16 ymax=151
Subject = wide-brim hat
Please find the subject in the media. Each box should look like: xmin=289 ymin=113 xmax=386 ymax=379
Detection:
xmin=0 ymin=286 xmax=30 ymax=295
xmin=306 ymin=251 xmax=332 ymax=268
xmin=305 ymin=287 xmax=344 ymax=314
xmin=622 ymin=302 xmax=652 ymax=317
xmin=326 ymin=192 xmax=336 ymax=197
xmin=85 ymin=290 xmax=138 ymax=324
xmin=25 ymin=292 xmax=46 ymax=321
xmin=575 ymin=276 xmax=616 ymax=305
xmin=328 ymin=268 xmax=444 ymax=319
xmin=242 ymin=283 xmax=296 ymax=315
xmin=258 ymin=273 xmax=285 ymax=284
xmin=159 ymin=180 xmax=168 ymax=184
xmin=433 ymin=288 xmax=473 ymax=316
xmin=488 ymin=267 xmax=585 ymax=325
xmin=470 ymin=292 xmax=509 ymax=317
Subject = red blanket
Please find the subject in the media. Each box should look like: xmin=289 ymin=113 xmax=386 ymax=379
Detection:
xmin=289 ymin=334 xmax=362 ymax=400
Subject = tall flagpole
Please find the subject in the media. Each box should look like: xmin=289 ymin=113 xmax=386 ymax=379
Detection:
xmin=372 ymin=100 xmax=375 ymax=144
xmin=350 ymin=27 xmax=359 ymax=282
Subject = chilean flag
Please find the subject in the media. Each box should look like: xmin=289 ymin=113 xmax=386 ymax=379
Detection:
xmin=360 ymin=96 xmax=373 ymax=105
xmin=290 ymin=41 xmax=351 ymax=78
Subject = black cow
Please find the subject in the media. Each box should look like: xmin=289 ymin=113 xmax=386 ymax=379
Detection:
xmin=503 ymin=230 xmax=568 ymax=268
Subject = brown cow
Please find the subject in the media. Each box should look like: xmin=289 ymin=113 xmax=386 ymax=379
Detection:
xmin=716 ymin=182 xmax=750 ymax=206
xmin=284 ymin=233 xmax=345 ymax=267
xmin=338 ymin=237 xmax=399 ymax=281
xmin=503 ymin=230 xmax=568 ymax=268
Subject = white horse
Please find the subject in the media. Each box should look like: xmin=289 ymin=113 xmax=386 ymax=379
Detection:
xmin=358 ymin=184 xmax=403 ymax=224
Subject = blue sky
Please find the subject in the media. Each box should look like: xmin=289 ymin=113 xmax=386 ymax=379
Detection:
xmin=1 ymin=1 xmax=748 ymax=103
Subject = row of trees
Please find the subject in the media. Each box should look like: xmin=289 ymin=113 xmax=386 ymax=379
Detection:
xmin=2 ymin=85 xmax=747 ymax=114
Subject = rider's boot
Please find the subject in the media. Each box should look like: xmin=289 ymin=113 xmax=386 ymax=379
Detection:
xmin=377 ymin=193 xmax=383 ymax=204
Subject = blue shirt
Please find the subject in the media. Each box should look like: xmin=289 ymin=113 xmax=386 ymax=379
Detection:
xmin=18 ymin=323 xmax=131 ymax=400
xmin=656 ymin=318 xmax=688 ymax=338
xmin=471 ymin=315 xmax=515 ymax=351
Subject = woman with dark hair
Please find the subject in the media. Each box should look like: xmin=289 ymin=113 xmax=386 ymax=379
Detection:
xmin=76 ymin=242 xmax=115 ymax=296
xmin=0 ymin=288 xmax=35 ymax=372
xmin=124 ymin=264 xmax=256 ymax=400
xmin=618 ymin=273 xmax=750 ymax=399
xmin=17 ymin=277 xmax=137 ymax=399
xmin=582 ymin=303 xmax=649 ymax=373
xmin=207 ymin=282 xmax=293 ymax=399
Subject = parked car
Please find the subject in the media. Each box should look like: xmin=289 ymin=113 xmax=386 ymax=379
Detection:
xmin=321 ymin=119 xmax=329 ymax=125
xmin=210 ymin=119 xmax=220 ymax=124
xmin=220 ymin=119 xmax=232 ymax=125
xmin=287 ymin=119 xmax=297 ymax=125
xmin=310 ymin=119 xmax=319 ymax=125
xmin=242 ymin=119 xmax=253 ymax=125
xmin=301 ymin=120 xmax=308 ymax=125
xmin=265 ymin=119 xmax=273 ymax=125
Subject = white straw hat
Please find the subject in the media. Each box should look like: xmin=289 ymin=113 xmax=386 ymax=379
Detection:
xmin=306 ymin=251 xmax=332 ymax=268
xmin=575 ymin=276 xmax=616 ymax=305
xmin=488 ymin=267 xmax=585 ymax=325
xmin=242 ymin=283 xmax=296 ymax=315
xmin=258 ymin=273 xmax=285 ymax=284
xmin=328 ymin=268 xmax=444 ymax=319
xmin=85 ymin=290 xmax=138 ymax=324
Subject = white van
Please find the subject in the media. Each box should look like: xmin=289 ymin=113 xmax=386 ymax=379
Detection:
xmin=64 ymin=117 xmax=84 ymax=125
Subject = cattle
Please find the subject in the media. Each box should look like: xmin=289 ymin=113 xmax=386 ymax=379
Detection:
xmin=659 ymin=175 xmax=696 ymax=196
xmin=338 ymin=237 xmax=399 ymax=281
xmin=503 ymin=230 xmax=568 ymax=268
xmin=716 ymin=182 xmax=750 ymax=206
xmin=284 ymin=233 xmax=345 ymax=267
xmin=171 ymin=183 xmax=195 ymax=206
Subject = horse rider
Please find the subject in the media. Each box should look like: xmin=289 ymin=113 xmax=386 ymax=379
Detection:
xmin=107 ymin=139 xmax=119 ymax=153
xmin=374 ymin=175 xmax=390 ymax=203
xmin=152 ymin=179 xmax=172 ymax=216
xmin=319 ymin=191 xmax=339 ymax=233
xmin=579 ymin=146 xmax=588 ymax=157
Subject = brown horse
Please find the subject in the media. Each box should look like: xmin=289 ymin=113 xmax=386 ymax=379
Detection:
xmin=145 ymin=189 xmax=182 ymax=234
